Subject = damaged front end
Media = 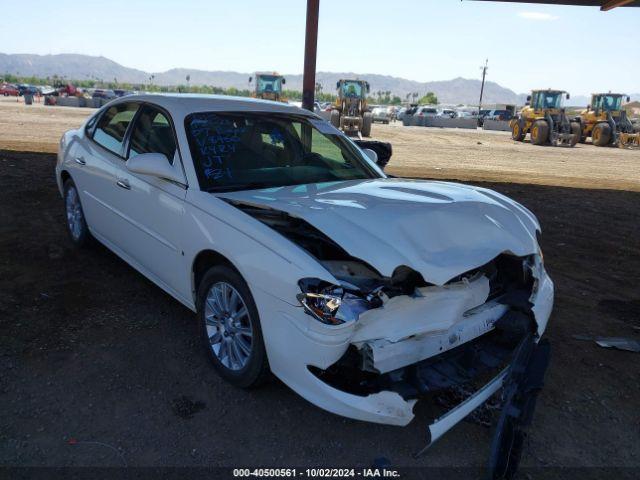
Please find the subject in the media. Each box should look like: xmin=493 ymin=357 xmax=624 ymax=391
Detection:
xmin=226 ymin=199 xmax=554 ymax=478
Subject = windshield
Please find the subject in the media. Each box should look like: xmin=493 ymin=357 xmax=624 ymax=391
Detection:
xmin=185 ymin=112 xmax=381 ymax=192
xmin=533 ymin=92 xmax=564 ymax=109
xmin=341 ymin=81 xmax=363 ymax=98
xmin=257 ymin=75 xmax=282 ymax=94
xmin=593 ymin=95 xmax=622 ymax=111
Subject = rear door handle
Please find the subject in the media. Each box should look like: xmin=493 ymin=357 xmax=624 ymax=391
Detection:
xmin=116 ymin=178 xmax=131 ymax=190
xmin=75 ymin=156 xmax=86 ymax=165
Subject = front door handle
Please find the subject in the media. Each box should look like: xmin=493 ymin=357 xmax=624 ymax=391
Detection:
xmin=75 ymin=156 xmax=86 ymax=165
xmin=116 ymin=178 xmax=131 ymax=190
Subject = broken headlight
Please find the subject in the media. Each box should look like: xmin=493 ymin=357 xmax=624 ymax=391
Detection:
xmin=297 ymin=278 xmax=344 ymax=325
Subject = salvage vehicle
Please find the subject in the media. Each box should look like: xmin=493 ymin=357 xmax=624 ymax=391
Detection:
xmin=56 ymin=94 xmax=553 ymax=477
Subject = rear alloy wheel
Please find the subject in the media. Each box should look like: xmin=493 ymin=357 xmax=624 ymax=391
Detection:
xmin=530 ymin=120 xmax=549 ymax=145
xmin=592 ymin=123 xmax=611 ymax=147
xmin=198 ymin=265 xmax=269 ymax=388
xmin=63 ymin=178 xmax=92 ymax=247
xmin=330 ymin=110 xmax=341 ymax=128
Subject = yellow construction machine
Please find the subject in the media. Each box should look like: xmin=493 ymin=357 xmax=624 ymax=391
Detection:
xmin=249 ymin=72 xmax=287 ymax=102
xmin=574 ymin=93 xmax=639 ymax=148
xmin=510 ymin=89 xmax=580 ymax=147
xmin=330 ymin=79 xmax=372 ymax=137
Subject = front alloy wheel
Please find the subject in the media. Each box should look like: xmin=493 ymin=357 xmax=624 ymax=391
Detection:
xmin=204 ymin=282 xmax=253 ymax=371
xmin=197 ymin=265 xmax=269 ymax=388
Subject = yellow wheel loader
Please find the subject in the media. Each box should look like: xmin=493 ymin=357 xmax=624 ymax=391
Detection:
xmin=249 ymin=72 xmax=287 ymax=102
xmin=330 ymin=79 xmax=372 ymax=137
xmin=574 ymin=93 xmax=639 ymax=148
xmin=510 ymin=89 xmax=580 ymax=147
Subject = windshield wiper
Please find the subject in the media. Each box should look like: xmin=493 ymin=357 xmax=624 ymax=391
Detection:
xmin=206 ymin=182 xmax=274 ymax=193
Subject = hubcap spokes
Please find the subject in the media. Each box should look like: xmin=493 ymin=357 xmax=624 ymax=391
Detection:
xmin=65 ymin=187 xmax=83 ymax=240
xmin=204 ymin=282 xmax=252 ymax=371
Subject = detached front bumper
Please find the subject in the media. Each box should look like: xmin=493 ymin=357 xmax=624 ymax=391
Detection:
xmin=253 ymin=263 xmax=554 ymax=430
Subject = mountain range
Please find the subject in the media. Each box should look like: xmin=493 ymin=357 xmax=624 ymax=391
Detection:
xmin=2 ymin=53 xmax=638 ymax=106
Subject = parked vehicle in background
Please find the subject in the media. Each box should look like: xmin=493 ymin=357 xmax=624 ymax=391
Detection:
xmin=414 ymin=106 xmax=439 ymax=118
xmin=114 ymin=89 xmax=133 ymax=97
xmin=484 ymin=109 xmax=513 ymax=121
xmin=92 ymin=89 xmax=117 ymax=100
xmin=455 ymin=111 xmax=474 ymax=118
xmin=439 ymin=108 xmax=456 ymax=118
xmin=18 ymin=84 xmax=39 ymax=96
xmin=1 ymin=83 xmax=19 ymax=96
xmin=396 ymin=107 xmax=408 ymax=121
xmin=37 ymin=85 xmax=56 ymax=95
xmin=372 ymin=105 xmax=390 ymax=124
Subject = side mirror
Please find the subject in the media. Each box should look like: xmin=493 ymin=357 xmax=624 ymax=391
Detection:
xmin=336 ymin=81 xmax=340 ymax=90
xmin=362 ymin=148 xmax=378 ymax=164
xmin=126 ymin=153 xmax=184 ymax=184
xmin=282 ymin=78 xmax=286 ymax=85
xmin=366 ymin=82 xmax=370 ymax=93
xmin=248 ymin=76 xmax=253 ymax=83
xmin=566 ymin=93 xmax=570 ymax=100
xmin=526 ymin=95 xmax=531 ymax=101
xmin=627 ymin=96 xmax=631 ymax=103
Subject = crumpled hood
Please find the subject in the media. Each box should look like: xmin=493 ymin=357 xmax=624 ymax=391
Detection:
xmin=218 ymin=178 xmax=540 ymax=285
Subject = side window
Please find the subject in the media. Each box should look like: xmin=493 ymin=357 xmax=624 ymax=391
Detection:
xmin=93 ymin=103 xmax=139 ymax=155
xmin=84 ymin=111 xmax=100 ymax=138
xmin=128 ymin=106 xmax=177 ymax=163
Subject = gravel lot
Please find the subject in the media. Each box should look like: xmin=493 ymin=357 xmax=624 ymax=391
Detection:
xmin=0 ymin=98 xmax=639 ymax=477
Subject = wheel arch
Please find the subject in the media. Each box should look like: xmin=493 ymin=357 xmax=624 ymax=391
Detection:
xmin=191 ymin=249 xmax=243 ymax=305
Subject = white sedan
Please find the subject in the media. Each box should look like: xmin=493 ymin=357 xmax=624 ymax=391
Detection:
xmin=56 ymin=94 xmax=553 ymax=459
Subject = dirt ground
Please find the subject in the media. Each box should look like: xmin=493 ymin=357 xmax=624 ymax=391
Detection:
xmin=1 ymin=150 xmax=639 ymax=477
xmin=0 ymin=98 xmax=639 ymax=477
xmin=1 ymin=97 xmax=639 ymax=192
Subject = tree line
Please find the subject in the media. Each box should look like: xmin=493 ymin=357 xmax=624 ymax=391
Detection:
xmin=2 ymin=73 xmax=439 ymax=105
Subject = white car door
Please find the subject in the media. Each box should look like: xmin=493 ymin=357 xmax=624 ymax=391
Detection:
xmin=72 ymin=102 xmax=140 ymax=244
xmin=108 ymin=104 xmax=189 ymax=302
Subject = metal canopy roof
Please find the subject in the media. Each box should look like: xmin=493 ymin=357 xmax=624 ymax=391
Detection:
xmin=471 ymin=1 xmax=640 ymax=10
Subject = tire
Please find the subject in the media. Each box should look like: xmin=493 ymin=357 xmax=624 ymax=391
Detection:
xmin=330 ymin=110 xmax=340 ymax=129
xmin=511 ymin=121 xmax=525 ymax=141
xmin=592 ymin=122 xmax=611 ymax=147
xmin=530 ymin=120 xmax=549 ymax=145
xmin=570 ymin=122 xmax=581 ymax=147
xmin=361 ymin=112 xmax=373 ymax=137
xmin=197 ymin=265 xmax=269 ymax=388
xmin=63 ymin=178 xmax=92 ymax=248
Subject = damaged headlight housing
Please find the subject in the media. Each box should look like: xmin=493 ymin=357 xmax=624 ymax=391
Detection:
xmin=297 ymin=278 xmax=374 ymax=325
xmin=297 ymin=279 xmax=344 ymax=325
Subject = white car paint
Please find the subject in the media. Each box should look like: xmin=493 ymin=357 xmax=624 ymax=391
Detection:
xmin=56 ymin=93 xmax=554 ymax=433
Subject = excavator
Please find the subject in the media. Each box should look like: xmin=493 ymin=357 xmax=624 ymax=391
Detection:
xmin=249 ymin=72 xmax=287 ymax=102
xmin=575 ymin=93 xmax=639 ymax=148
xmin=330 ymin=79 xmax=372 ymax=137
xmin=510 ymin=89 xmax=580 ymax=147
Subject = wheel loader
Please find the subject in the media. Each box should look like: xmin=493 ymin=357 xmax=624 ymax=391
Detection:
xmin=330 ymin=79 xmax=373 ymax=137
xmin=510 ymin=89 xmax=580 ymax=147
xmin=249 ymin=72 xmax=287 ymax=102
xmin=574 ymin=93 xmax=639 ymax=148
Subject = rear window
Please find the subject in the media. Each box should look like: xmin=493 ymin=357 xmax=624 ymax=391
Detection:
xmin=93 ymin=103 xmax=139 ymax=155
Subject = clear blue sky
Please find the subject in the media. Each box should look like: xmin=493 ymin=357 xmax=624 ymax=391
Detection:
xmin=1 ymin=0 xmax=638 ymax=95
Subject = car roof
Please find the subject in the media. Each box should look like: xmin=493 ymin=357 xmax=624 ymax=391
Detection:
xmin=106 ymin=93 xmax=317 ymax=120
